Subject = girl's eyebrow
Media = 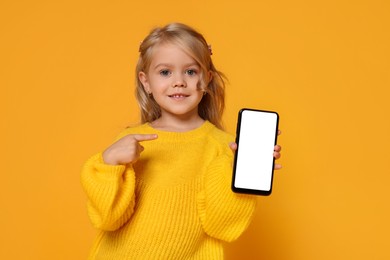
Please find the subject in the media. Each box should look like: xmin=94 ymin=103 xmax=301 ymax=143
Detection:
xmin=184 ymin=62 xmax=199 ymax=67
xmin=153 ymin=62 xmax=199 ymax=69
xmin=154 ymin=63 xmax=172 ymax=69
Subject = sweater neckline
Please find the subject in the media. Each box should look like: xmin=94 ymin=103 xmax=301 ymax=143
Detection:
xmin=143 ymin=120 xmax=214 ymax=140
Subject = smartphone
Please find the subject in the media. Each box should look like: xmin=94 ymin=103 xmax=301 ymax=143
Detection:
xmin=232 ymin=108 xmax=279 ymax=196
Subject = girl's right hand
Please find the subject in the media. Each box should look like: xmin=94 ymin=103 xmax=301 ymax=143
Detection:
xmin=102 ymin=134 xmax=158 ymax=165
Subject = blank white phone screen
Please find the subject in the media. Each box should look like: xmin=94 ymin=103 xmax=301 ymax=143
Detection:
xmin=234 ymin=110 xmax=278 ymax=191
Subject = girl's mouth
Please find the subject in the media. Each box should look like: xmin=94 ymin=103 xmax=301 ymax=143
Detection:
xmin=168 ymin=94 xmax=189 ymax=98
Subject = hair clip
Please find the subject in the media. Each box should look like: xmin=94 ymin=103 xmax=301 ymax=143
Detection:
xmin=208 ymin=44 xmax=213 ymax=55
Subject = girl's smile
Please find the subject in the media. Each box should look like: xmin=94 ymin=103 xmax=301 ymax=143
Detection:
xmin=168 ymin=93 xmax=190 ymax=100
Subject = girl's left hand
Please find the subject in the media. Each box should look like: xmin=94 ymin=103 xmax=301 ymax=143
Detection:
xmin=229 ymin=130 xmax=282 ymax=170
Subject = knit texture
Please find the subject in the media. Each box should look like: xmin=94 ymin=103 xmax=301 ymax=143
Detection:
xmin=81 ymin=121 xmax=257 ymax=259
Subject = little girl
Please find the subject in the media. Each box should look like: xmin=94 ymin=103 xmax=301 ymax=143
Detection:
xmin=81 ymin=23 xmax=282 ymax=259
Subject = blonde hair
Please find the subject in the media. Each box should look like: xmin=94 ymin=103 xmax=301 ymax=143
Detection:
xmin=136 ymin=23 xmax=226 ymax=130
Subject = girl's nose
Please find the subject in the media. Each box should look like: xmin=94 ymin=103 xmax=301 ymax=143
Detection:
xmin=172 ymin=74 xmax=186 ymax=88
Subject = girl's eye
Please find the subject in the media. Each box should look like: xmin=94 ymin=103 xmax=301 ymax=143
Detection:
xmin=186 ymin=69 xmax=197 ymax=76
xmin=160 ymin=70 xmax=171 ymax=76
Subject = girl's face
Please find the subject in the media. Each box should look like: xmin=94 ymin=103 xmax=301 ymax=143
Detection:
xmin=139 ymin=43 xmax=205 ymax=121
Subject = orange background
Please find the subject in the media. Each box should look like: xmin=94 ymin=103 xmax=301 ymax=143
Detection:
xmin=1 ymin=0 xmax=389 ymax=259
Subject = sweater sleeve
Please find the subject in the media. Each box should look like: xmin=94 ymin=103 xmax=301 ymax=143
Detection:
xmin=197 ymin=152 xmax=257 ymax=242
xmin=80 ymin=153 xmax=136 ymax=231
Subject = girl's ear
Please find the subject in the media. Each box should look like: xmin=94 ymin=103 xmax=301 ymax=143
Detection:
xmin=139 ymin=71 xmax=151 ymax=94
xmin=208 ymin=71 xmax=213 ymax=84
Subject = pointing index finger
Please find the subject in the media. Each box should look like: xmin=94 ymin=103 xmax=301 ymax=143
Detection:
xmin=133 ymin=134 xmax=158 ymax=142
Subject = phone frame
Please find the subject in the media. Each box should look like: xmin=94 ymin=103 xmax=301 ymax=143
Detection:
xmin=231 ymin=108 xmax=279 ymax=196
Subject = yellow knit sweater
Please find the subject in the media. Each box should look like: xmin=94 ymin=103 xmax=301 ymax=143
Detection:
xmin=81 ymin=121 xmax=257 ymax=259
